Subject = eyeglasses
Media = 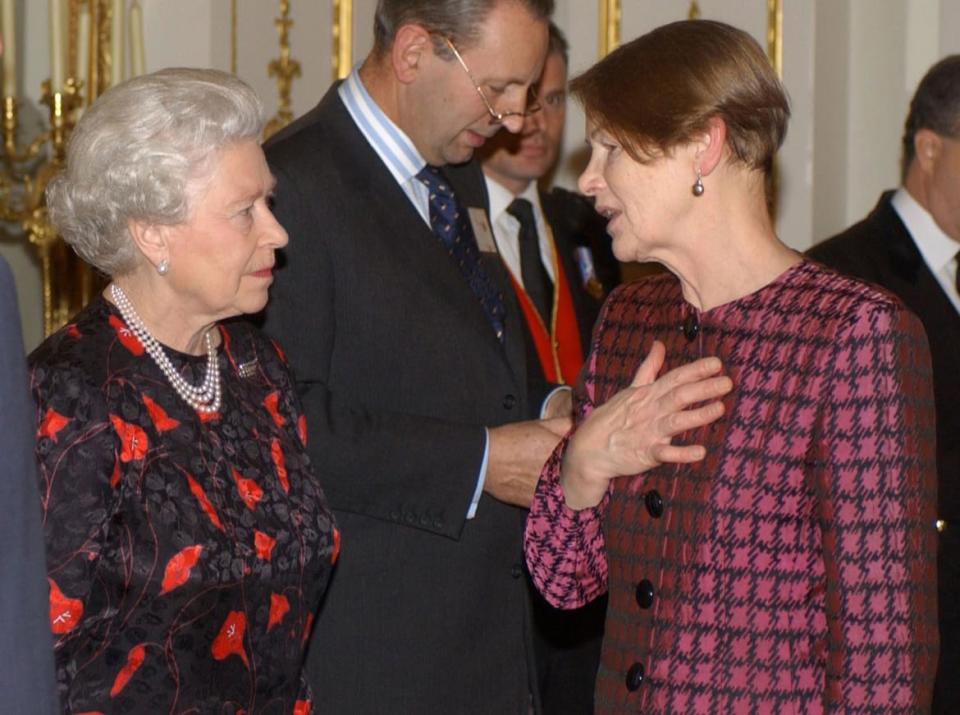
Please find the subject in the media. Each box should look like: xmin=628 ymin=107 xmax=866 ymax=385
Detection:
xmin=440 ymin=36 xmax=541 ymax=124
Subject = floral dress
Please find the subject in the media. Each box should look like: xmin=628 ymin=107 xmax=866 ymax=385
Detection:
xmin=30 ymin=295 xmax=339 ymax=714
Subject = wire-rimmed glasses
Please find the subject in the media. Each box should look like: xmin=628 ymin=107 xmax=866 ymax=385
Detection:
xmin=440 ymin=35 xmax=542 ymax=124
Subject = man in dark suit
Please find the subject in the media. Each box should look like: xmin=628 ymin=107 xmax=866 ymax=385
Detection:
xmin=0 ymin=255 xmax=59 ymax=713
xmin=476 ymin=23 xmax=615 ymax=714
xmin=808 ymin=55 xmax=960 ymax=714
xmin=263 ymin=1 xmax=730 ymax=711
xmin=478 ymin=22 xmax=618 ymax=389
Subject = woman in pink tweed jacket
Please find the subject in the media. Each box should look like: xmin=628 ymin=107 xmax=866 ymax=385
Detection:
xmin=523 ymin=19 xmax=939 ymax=714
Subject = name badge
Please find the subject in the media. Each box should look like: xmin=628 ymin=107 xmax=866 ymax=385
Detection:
xmin=467 ymin=207 xmax=497 ymax=253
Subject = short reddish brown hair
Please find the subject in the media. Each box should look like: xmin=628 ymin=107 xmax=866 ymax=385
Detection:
xmin=571 ymin=19 xmax=789 ymax=175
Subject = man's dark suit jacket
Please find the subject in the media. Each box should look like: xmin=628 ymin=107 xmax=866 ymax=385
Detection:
xmin=262 ymin=86 xmax=536 ymax=714
xmin=0 ymin=257 xmax=59 ymax=713
xmin=808 ymin=191 xmax=959 ymax=714
xmin=541 ymin=186 xmax=619 ymax=356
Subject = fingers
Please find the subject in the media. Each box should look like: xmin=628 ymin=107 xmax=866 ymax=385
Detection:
xmin=630 ymin=345 xmax=727 ymax=402
xmin=667 ymin=374 xmax=733 ymax=411
xmin=630 ymin=340 xmax=666 ymax=387
xmin=660 ymin=398 xmax=726 ymax=436
xmin=658 ymin=355 xmax=725 ymax=390
xmin=650 ymin=443 xmax=708 ymax=465
xmin=623 ymin=372 xmax=732 ymax=418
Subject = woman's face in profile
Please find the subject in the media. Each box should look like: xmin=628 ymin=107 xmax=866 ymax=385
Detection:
xmin=578 ymin=120 xmax=698 ymax=264
xmin=160 ymin=139 xmax=289 ymax=324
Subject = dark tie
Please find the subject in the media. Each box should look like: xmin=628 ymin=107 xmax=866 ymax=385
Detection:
xmin=416 ymin=166 xmax=506 ymax=341
xmin=507 ymin=198 xmax=553 ymax=323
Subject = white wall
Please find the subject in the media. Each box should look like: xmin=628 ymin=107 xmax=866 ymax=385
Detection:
xmin=812 ymin=0 xmax=851 ymax=243
xmin=2 ymin=0 xmax=958 ymax=348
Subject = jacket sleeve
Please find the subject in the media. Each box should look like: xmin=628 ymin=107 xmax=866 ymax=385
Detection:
xmin=816 ymin=301 xmax=938 ymax=711
xmin=524 ymin=348 xmax=609 ymax=609
xmin=0 ymin=259 xmax=59 ymax=715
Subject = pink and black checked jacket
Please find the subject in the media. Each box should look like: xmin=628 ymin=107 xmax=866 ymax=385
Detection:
xmin=524 ymin=261 xmax=939 ymax=713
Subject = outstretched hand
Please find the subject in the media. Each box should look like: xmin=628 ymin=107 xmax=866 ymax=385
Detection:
xmin=560 ymin=341 xmax=732 ymax=510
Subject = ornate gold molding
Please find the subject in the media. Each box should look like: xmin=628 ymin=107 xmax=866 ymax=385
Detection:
xmin=767 ymin=0 xmax=783 ymax=77
xmin=230 ymin=0 xmax=237 ymax=75
xmin=598 ymin=0 xmax=620 ymax=58
xmin=264 ymin=0 xmax=301 ymax=139
xmin=602 ymin=2 xmax=782 ymax=74
xmin=332 ymin=0 xmax=352 ymax=81
xmin=75 ymin=0 xmax=113 ymax=106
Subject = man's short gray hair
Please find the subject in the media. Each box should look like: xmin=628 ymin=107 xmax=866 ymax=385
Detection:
xmin=46 ymin=67 xmax=264 ymax=277
xmin=373 ymin=0 xmax=553 ymax=59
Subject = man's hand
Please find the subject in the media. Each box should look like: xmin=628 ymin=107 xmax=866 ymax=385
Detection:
xmin=542 ymin=388 xmax=573 ymax=420
xmin=485 ymin=417 xmax=572 ymax=508
xmin=561 ymin=341 xmax=732 ymax=510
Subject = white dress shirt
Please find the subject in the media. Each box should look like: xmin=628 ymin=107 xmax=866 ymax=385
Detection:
xmin=484 ymin=177 xmax=557 ymax=285
xmin=338 ymin=67 xmax=433 ymax=226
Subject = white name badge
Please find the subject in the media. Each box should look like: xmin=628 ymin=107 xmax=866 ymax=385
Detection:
xmin=467 ymin=207 xmax=497 ymax=253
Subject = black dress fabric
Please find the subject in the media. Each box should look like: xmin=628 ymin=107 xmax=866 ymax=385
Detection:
xmin=29 ymin=295 xmax=338 ymax=714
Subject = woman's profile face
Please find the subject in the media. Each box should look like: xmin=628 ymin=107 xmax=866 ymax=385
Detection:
xmin=578 ymin=120 xmax=697 ymax=264
xmin=161 ymin=138 xmax=288 ymax=323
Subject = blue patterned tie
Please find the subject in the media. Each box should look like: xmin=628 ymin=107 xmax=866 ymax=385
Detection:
xmin=417 ymin=165 xmax=506 ymax=341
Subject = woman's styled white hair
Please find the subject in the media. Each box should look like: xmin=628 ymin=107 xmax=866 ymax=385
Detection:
xmin=46 ymin=67 xmax=264 ymax=276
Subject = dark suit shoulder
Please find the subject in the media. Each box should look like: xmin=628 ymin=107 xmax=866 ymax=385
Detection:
xmin=545 ymin=185 xmax=590 ymax=208
xmin=806 ymin=190 xmax=910 ymax=285
xmin=264 ymin=87 xmax=346 ymax=173
xmin=542 ymin=186 xmax=604 ymax=242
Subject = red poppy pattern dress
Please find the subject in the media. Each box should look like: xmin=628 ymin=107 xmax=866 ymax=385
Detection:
xmin=30 ymin=295 xmax=339 ymax=714
xmin=524 ymin=261 xmax=939 ymax=713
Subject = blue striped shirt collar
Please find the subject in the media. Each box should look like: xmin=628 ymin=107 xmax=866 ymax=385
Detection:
xmin=338 ymin=67 xmax=426 ymax=187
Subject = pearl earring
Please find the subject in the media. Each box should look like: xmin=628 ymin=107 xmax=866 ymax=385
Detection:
xmin=692 ymin=169 xmax=704 ymax=197
xmin=157 ymin=258 xmax=170 ymax=276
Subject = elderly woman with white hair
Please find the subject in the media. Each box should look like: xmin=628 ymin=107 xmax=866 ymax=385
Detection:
xmin=29 ymin=68 xmax=338 ymax=713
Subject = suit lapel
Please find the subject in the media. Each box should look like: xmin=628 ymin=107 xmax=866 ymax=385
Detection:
xmin=871 ymin=194 xmax=960 ymax=386
xmin=873 ymin=196 xmax=960 ymax=330
xmin=321 ymin=94 xmax=522 ymax=374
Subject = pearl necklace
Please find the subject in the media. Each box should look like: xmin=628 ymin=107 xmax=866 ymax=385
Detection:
xmin=110 ymin=283 xmax=222 ymax=413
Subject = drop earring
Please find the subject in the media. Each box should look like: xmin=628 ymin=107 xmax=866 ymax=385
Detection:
xmin=692 ymin=169 xmax=704 ymax=197
xmin=157 ymin=258 xmax=170 ymax=276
